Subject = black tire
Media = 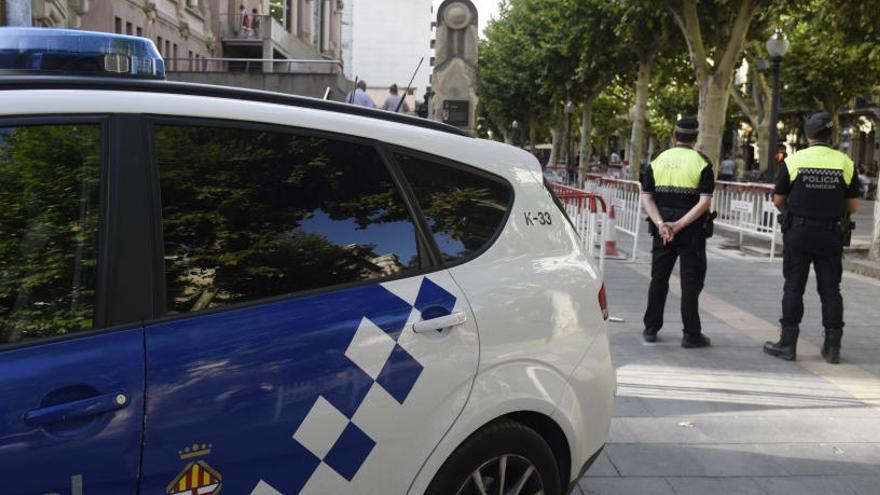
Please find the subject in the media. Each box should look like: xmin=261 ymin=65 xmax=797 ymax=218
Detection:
xmin=426 ymin=419 xmax=562 ymax=495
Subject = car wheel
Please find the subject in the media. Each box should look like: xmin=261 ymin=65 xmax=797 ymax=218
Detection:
xmin=426 ymin=419 xmax=562 ymax=495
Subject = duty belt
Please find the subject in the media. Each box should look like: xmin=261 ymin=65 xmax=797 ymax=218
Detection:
xmin=790 ymin=215 xmax=840 ymax=229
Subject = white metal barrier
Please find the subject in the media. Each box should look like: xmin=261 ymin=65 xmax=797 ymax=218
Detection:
xmin=550 ymin=183 xmax=608 ymax=273
xmin=583 ymin=174 xmax=643 ymax=261
xmin=713 ymin=181 xmax=780 ymax=261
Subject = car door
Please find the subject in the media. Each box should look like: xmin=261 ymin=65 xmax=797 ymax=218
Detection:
xmin=0 ymin=118 xmax=148 ymax=494
xmin=138 ymin=120 xmax=478 ymax=495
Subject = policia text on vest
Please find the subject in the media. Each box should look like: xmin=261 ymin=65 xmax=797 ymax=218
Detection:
xmin=764 ymin=111 xmax=862 ymax=365
xmin=639 ymin=116 xmax=714 ymax=349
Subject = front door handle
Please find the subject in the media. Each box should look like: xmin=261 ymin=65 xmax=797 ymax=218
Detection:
xmin=25 ymin=392 xmax=129 ymax=427
xmin=412 ymin=312 xmax=467 ymax=334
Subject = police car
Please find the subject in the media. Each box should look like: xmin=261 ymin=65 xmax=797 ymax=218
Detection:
xmin=0 ymin=29 xmax=614 ymax=495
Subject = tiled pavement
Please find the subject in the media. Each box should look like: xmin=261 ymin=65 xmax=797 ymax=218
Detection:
xmin=575 ymin=233 xmax=880 ymax=495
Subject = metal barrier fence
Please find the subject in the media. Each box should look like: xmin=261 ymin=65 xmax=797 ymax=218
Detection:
xmin=550 ymin=183 xmax=608 ymax=273
xmin=583 ymin=174 xmax=643 ymax=261
xmin=713 ymin=181 xmax=780 ymax=261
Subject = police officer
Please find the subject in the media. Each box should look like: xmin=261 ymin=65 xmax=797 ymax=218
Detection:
xmin=764 ymin=112 xmax=862 ymax=364
xmin=640 ymin=116 xmax=714 ymax=348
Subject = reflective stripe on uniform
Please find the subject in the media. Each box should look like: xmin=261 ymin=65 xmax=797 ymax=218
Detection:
xmin=650 ymin=147 xmax=708 ymax=190
xmin=785 ymin=145 xmax=854 ymax=185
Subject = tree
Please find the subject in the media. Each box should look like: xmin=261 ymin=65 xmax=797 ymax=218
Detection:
xmin=730 ymin=46 xmax=773 ymax=173
xmin=666 ymin=0 xmax=766 ymax=170
xmin=616 ymin=1 xmax=679 ymax=180
xmin=568 ymin=0 xmax=629 ymax=179
xmin=479 ymin=1 xmax=548 ymax=148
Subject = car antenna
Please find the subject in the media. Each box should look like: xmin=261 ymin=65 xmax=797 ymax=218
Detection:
xmin=322 ymin=86 xmax=332 ymax=100
xmin=395 ymin=58 xmax=424 ymax=113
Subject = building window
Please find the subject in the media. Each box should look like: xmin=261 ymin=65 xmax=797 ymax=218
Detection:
xmin=114 ymin=17 xmax=122 ymax=34
xmin=136 ymin=26 xmax=143 ymax=37
xmin=172 ymin=44 xmax=178 ymax=70
xmin=157 ymin=36 xmax=163 ymax=55
xmin=126 ymin=22 xmax=132 ymax=35
xmin=165 ymin=40 xmax=171 ymax=60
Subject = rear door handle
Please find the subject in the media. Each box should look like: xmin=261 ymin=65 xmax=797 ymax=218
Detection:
xmin=25 ymin=392 xmax=129 ymax=427
xmin=412 ymin=312 xmax=467 ymax=334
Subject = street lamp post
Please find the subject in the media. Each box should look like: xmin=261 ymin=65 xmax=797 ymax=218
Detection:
xmin=766 ymin=28 xmax=790 ymax=180
xmin=564 ymin=101 xmax=574 ymax=182
xmin=511 ymin=120 xmax=519 ymax=147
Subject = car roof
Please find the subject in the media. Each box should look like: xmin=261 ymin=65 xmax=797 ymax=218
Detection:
xmin=0 ymin=75 xmax=543 ymax=188
xmin=0 ymin=75 xmax=468 ymax=137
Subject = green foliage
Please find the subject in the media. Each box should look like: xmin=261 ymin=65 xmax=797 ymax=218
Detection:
xmin=780 ymin=1 xmax=880 ymax=114
xmin=0 ymin=125 xmax=100 ymax=344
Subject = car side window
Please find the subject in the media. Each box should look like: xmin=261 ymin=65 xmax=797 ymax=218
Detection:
xmin=0 ymin=124 xmax=102 ymax=345
xmin=394 ymin=153 xmax=512 ymax=262
xmin=155 ymin=124 xmax=421 ymax=314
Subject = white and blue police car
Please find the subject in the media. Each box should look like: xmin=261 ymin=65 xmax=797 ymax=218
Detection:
xmin=0 ymin=29 xmax=615 ymax=495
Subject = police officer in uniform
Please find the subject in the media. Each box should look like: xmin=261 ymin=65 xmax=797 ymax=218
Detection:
xmin=640 ymin=117 xmax=714 ymax=348
xmin=764 ymin=112 xmax=861 ymax=364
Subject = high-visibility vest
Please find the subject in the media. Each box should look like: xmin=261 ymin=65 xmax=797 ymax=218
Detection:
xmin=784 ymin=144 xmax=854 ymax=219
xmin=650 ymin=146 xmax=708 ymax=193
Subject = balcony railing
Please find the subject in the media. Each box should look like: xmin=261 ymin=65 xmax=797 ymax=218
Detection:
xmin=165 ymin=57 xmax=343 ymax=75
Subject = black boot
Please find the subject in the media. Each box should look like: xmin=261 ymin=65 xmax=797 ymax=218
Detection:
xmin=764 ymin=326 xmax=799 ymax=361
xmin=822 ymin=328 xmax=842 ymax=364
xmin=681 ymin=333 xmax=711 ymax=348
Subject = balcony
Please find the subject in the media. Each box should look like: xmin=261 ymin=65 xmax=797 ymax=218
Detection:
xmin=220 ymin=13 xmax=323 ymax=61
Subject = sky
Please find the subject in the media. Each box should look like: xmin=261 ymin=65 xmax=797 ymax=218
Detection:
xmin=433 ymin=0 xmax=501 ymax=37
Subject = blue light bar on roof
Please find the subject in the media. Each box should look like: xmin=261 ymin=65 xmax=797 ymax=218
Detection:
xmin=0 ymin=27 xmax=165 ymax=79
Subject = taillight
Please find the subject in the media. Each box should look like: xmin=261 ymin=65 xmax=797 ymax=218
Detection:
xmin=598 ymin=284 xmax=609 ymax=320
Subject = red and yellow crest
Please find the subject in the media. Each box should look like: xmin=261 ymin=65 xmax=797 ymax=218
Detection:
xmin=167 ymin=443 xmax=222 ymax=495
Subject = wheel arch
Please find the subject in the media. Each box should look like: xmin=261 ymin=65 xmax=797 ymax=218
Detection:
xmin=502 ymin=411 xmax=571 ymax=493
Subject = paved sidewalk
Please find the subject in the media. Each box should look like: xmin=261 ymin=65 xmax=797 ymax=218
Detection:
xmin=576 ymin=234 xmax=880 ymax=495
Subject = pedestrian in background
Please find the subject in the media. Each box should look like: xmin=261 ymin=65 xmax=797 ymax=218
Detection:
xmin=382 ymin=84 xmax=410 ymax=113
xmin=719 ymin=153 xmax=736 ymax=181
xmin=347 ymin=80 xmax=376 ymax=108
xmin=251 ymin=8 xmax=261 ymax=37
xmin=764 ymin=111 xmax=862 ymax=364
xmin=640 ymin=116 xmax=715 ymax=348
xmin=239 ymin=5 xmax=251 ymax=38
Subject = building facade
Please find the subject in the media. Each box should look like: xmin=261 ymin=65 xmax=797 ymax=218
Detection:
xmin=341 ymin=0 xmax=433 ymax=111
xmin=4 ymin=1 xmax=343 ymax=70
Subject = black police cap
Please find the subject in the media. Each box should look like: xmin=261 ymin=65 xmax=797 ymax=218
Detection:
xmin=804 ymin=111 xmax=834 ymax=138
xmin=674 ymin=116 xmax=699 ymax=135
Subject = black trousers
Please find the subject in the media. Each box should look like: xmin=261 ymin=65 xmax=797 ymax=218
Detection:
xmin=643 ymin=226 xmax=707 ymax=336
xmin=781 ymin=224 xmax=844 ymax=330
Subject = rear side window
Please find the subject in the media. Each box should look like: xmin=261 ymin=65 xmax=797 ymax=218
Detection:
xmin=155 ymin=124 xmax=420 ymax=314
xmin=394 ymin=153 xmax=512 ymax=262
xmin=0 ymin=124 xmax=102 ymax=345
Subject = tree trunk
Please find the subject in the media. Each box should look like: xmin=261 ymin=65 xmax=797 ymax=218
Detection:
xmin=528 ymin=116 xmax=538 ymax=153
xmin=870 ymin=193 xmax=880 ymax=260
xmin=629 ymin=53 xmax=655 ymax=180
xmin=830 ymin=107 xmax=841 ymax=147
xmin=755 ymin=120 xmax=771 ymax=173
xmin=548 ymin=109 xmax=565 ymax=170
xmin=696 ymin=73 xmax=733 ymax=173
xmin=578 ymin=97 xmax=595 ymax=183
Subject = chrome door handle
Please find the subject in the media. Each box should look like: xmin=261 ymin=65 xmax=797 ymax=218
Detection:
xmin=412 ymin=312 xmax=467 ymax=334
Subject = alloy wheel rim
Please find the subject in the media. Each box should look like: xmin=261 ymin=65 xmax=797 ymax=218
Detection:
xmin=455 ymin=454 xmax=545 ymax=495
